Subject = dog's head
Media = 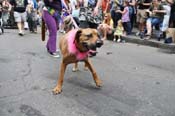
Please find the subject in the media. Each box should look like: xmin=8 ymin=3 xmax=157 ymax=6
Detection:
xmin=74 ymin=28 xmax=103 ymax=56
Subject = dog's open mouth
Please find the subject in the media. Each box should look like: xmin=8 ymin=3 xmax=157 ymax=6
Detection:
xmin=89 ymin=49 xmax=98 ymax=57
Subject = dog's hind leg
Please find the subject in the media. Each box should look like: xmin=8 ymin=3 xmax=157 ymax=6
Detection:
xmin=84 ymin=59 xmax=102 ymax=87
xmin=84 ymin=63 xmax=88 ymax=71
xmin=72 ymin=62 xmax=78 ymax=72
xmin=53 ymin=61 xmax=67 ymax=94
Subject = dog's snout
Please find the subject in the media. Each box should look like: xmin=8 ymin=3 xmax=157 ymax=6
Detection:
xmin=89 ymin=44 xmax=97 ymax=50
xmin=96 ymin=39 xmax=103 ymax=48
xmin=82 ymin=42 xmax=88 ymax=48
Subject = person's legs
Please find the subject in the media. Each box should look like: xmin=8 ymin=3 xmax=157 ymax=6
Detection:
xmin=20 ymin=12 xmax=26 ymax=34
xmin=146 ymin=18 xmax=152 ymax=35
xmin=14 ymin=12 xmax=23 ymax=35
xmin=2 ymin=12 xmax=9 ymax=26
xmin=126 ymin=22 xmax=132 ymax=35
xmin=43 ymin=10 xmax=57 ymax=53
xmin=136 ymin=9 xmax=142 ymax=35
xmin=123 ymin=22 xmax=127 ymax=35
xmin=169 ymin=12 xmax=175 ymax=28
xmin=27 ymin=14 xmax=33 ymax=32
xmin=151 ymin=18 xmax=161 ymax=30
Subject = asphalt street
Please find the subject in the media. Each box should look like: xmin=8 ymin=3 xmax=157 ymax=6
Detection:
xmin=0 ymin=29 xmax=175 ymax=116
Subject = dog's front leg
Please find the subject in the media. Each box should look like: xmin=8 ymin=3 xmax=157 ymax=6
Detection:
xmin=53 ymin=61 xmax=67 ymax=94
xmin=84 ymin=59 xmax=102 ymax=87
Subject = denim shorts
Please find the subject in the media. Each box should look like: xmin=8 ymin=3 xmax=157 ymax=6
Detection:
xmin=147 ymin=17 xmax=162 ymax=26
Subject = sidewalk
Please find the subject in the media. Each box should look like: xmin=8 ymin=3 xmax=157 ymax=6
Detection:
xmin=115 ymin=28 xmax=175 ymax=53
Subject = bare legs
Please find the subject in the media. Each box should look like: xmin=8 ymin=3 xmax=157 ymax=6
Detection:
xmin=17 ymin=22 xmax=24 ymax=35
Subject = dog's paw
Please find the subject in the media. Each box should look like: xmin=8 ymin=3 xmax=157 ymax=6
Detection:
xmin=72 ymin=67 xmax=79 ymax=72
xmin=84 ymin=66 xmax=88 ymax=71
xmin=95 ymin=79 xmax=102 ymax=87
xmin=52 ymin=86 xmax=62 ymax=94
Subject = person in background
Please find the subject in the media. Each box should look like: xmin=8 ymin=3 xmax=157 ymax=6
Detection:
xmin=78 ymin=0 xmax=103 ymax=29
xmin=10 ymin=0 xmax=28 ymax=36
xmin=160 ymin=0 xmax=171 ymax=39
xmin=26 ymin=0 xmax=38 ymax=33
xmin=59 ymin=0 xmax=71 ymax=33
xmin=37 ymin=0 xmax=44 ymax=26
xmin=98 ymin=13 xmax=114 ymax=40
xmin=2 ymin=0 xmax=12 ymax=25
xmin=110 ymin=0 xmax=123 ymax=28
xmin=114 ymin=19 xmax=124 ymax=42
xmin=42 ymin=0 xmax=62 ymax=57
xmin=144 ymin=0 xmax=166 ymax=39
xmin=167 ymin=0 xmax=175 ymax=27
xmin=136 ymin=0 xmax=152 ymax=37
xmin=71 ymin=1 xmax=80 ymax=26
xmin=116 ymin=0 xmax=131 ymax=35
xmin=102 ymin=0 xmax=110 ymax=14
xmin=128 ymin=0 xmax=136 ymax=32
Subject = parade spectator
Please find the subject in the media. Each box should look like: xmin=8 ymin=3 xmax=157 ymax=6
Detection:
xmin=102 ymin=0 xmax=110 ymax=14
xmin=37 ymin=0 xmax=44 ymax=25
xmin=145 ymin=0 xmax=166 ymax=39
xmin=167 ymin=0 xmax=175 ymax=27
xmin=78 ymin=0 xmax=103 ymax=29
xmin=98 ymin=13 xmax=114 ymax=40
xmin=116 ymin=0 xmax=131 ymax=35
xmin=26 ymin=0 xmax=38 ymax=33
xmin=110 ymin=0 xmax=123 ymax=28
xmin=70 ymin=0 xmax=78 ymax=10
xmin=2 ymin=0 xmax=12 ymax=25
xmin=128 ymin=0 xmax=136 ymax=32
xmin=114 ymin=19 xmax=124 ymax=42
xmin=71 ymin=3 xmax=80 ymax=26
xmin=136 ymin=0 xmax=152 ymax=36
xmin=59 ymin=0 xmax=71 ymax=33
xmin=160 ymin=0 xmax=171 ymax=39
xmin=42 ymin=0 xmax=62 ymax=57
xmin=10 ymin=0 xmax=28 ymax=36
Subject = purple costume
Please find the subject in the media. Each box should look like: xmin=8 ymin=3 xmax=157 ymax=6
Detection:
xmin=42 ymin=0 xmax=62 ymax=53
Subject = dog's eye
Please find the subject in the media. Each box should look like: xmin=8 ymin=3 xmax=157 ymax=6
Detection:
xmin=85 ymin=34 xmax=93 ymax=38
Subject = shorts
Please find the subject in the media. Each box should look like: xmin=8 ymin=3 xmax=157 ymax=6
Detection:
xmin=136 ymin=9 xmax=147 ymax=23
xmin=14 ymin=11 xmax=27 ymax=23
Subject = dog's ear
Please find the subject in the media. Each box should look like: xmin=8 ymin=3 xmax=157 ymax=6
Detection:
xmin=74 ymin=29 xmax=82 ymax=43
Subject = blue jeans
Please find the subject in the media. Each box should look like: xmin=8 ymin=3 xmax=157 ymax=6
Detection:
xmin=147 ymin=17 xmax=162 ymax=27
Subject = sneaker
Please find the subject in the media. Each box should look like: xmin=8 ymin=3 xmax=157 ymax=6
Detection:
xmin=136 ymin=32 xmax=140 ymax=36
xmin=18 ymin=32 xmax=24 ymax=36
xmin=117 ymin=39 xmax=121 ymax=42
xmin=49 ymin=52 xmax=60 ymax=58
xmin=56 ymin=49 xmax=60 ymax=53
xmin=113 ymin=38 xmax=116 ymax=42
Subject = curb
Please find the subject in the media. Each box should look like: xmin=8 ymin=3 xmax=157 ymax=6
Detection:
xmin=122 ymin=36 xmax=175 ymax=53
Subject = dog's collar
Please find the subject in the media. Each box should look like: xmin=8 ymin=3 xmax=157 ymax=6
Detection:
xmin=67 ymin=29 xmax=89 ymax=60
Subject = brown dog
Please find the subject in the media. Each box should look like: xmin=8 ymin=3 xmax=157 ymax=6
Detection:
xmin=53 ymin=28 xmax=103 ymax=94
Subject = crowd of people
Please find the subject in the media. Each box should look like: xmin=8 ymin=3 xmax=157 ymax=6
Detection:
xmin=0 ymin=0 xmax=175 ymax=55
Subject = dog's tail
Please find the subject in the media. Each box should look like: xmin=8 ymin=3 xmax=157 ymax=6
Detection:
xmin=41 ymin=18 xmax=46 ymax=41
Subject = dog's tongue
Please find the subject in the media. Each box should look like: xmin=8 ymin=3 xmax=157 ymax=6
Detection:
xmin=89 ymin=50 xmax=97 ymax=53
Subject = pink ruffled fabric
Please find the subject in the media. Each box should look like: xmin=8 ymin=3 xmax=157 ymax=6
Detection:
xmin=67 ymin=30 xmax=89 ymax=60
